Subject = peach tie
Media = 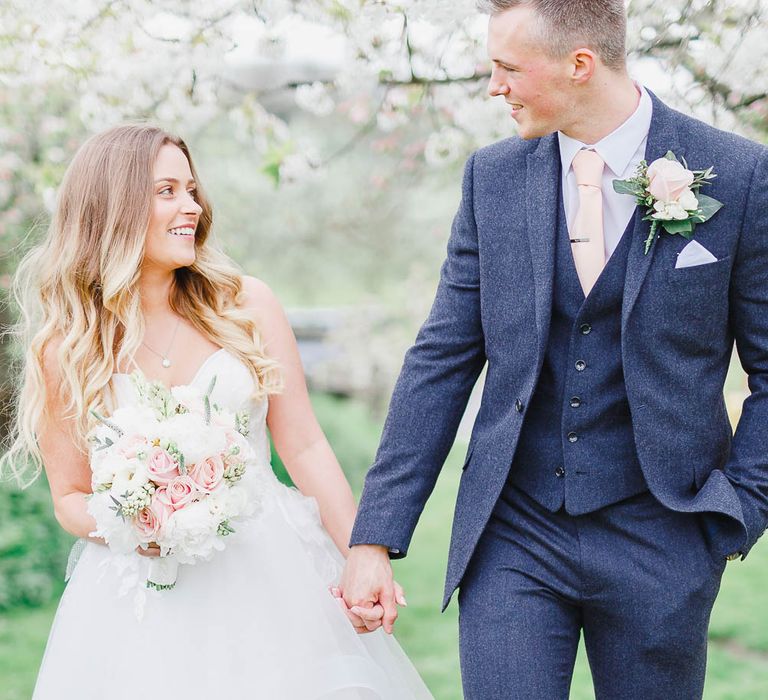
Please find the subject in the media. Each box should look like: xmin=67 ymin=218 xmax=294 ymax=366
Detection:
xmin=570 ymin=149 xmax=606 ymax=296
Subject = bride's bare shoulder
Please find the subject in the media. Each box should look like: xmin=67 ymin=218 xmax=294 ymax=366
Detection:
xmin=237 ymin=275 xmax=287 ymax=327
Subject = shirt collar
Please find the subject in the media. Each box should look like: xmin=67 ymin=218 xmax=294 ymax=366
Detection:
xmin=558 ymin=83 xmax=653 ymax=178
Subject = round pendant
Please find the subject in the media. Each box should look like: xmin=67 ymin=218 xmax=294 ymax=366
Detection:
xmin=161 ymin=358 xmax=171 ymax=368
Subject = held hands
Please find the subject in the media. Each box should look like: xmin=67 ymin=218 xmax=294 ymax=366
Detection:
xmin=331 ymin=580 xmax=407 ymax=634
xmin=335 ymin=544 xmax=407 ymax=635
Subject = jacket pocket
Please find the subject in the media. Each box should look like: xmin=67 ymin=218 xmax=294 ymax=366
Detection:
xmin=666 ymin=255 xmax=731 ymax=285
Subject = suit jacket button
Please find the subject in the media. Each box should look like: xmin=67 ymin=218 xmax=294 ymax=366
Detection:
xmin=570 ymin=396 xmax=582 ymax=408
xmin=555 ymin=467 xmax=565 ymax=478
xmin=580 ymin=323 xmax=592 ymax=335
xmin=515 ymin=398 xmax=524 ymax=413
xmin=575 ymin=360 xmax=587 ymax=371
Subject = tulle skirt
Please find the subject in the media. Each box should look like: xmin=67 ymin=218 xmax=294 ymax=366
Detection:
xmin=33 ymin=481 xmax=433 ymax=699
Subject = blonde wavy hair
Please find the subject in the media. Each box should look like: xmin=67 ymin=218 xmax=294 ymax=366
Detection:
xmin=1 ymin=124 xmax=282 ymax=487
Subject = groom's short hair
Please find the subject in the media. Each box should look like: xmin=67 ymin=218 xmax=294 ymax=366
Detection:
xmin=477 ymin=0 xmax=627 ymax=71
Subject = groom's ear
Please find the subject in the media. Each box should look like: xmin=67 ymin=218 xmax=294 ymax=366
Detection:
xmin=570 ymin=48 xmax=597 ymax=84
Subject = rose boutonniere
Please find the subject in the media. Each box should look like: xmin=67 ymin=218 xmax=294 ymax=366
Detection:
xmin=613 ymin=151 xmax=723 ymax=254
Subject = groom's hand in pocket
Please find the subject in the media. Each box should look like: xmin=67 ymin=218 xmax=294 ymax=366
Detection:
xmin=340 ymin=544 xmax=401 ymax=634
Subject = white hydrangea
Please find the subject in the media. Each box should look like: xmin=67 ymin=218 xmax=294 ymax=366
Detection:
xmin=652 ymin=200 xmax=689 ymax=220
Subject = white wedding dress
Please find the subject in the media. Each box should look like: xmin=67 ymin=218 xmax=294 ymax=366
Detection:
xmin=33 ymin=349 xmax=433 ymax=700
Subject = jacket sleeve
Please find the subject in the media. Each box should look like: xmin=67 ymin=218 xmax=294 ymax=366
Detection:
xmin=349 ymin=152 xmax=487 ymax=557
xmin=724 ymin=147 xmax=768 ymax=557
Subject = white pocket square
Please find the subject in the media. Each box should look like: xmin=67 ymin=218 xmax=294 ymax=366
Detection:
xmin=675 ymin=240 xmax=718 ymax=269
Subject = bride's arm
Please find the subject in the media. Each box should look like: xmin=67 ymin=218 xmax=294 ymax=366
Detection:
xmin=37 ymin=336 xmax=103 ymax=542
xmin=241 ymin=276 xmax=358 ymax=557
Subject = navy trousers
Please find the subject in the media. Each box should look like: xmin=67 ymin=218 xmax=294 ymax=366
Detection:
xmin=458 ymin=486 xmax=726 ymax=699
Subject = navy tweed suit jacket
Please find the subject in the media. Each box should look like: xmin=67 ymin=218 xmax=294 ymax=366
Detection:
xmin=350 ymin=93 xmax=768 ymax=611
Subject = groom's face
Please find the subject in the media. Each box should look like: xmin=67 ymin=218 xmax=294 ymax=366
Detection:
xmin=487 ymin=7 xmax=576 ymax=140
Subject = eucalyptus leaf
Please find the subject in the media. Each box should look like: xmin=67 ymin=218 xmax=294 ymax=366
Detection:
xmin=613 ymin=179 xmax=642 ymax=196
xmin=695 ymin=193 xmax=724 ymax=222
xmin=664 ymin=150 xmax=677 ymax=161
xmin=661 ymin=219 xmax=693 ymax=234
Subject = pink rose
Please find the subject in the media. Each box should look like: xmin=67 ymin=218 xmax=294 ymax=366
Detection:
xmin=149 ymin=491 xmax=173 ymax=524
xmin=157 ymin=475 xmax=199 ymax=511
xmin=146 ymin=446 xmax=180 ymax=486
xmin=135 ymin=505 xmax=163 ymax=541
xmin=646 ymin=157 xmax=694 ymax=203
xmin=189 ymin=454 xmax=225 ymax=494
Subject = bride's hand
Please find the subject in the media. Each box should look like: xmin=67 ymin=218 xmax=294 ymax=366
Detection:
xmin=136 ymin=543 xmax=161 ymax=558
xmin=330 ymin=581 xmax=407 ymax=634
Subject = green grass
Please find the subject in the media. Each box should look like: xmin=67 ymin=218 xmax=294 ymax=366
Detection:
xmin=0 ymin=594 xmax=62 ymax=700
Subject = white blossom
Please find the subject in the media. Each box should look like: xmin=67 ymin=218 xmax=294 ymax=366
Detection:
xmin=424 ymin=127 xmax=466 ymax=166
xmin=279 ymin=149 xmax=322 ymax=184
xmin=295 ymin=81 xmax=336 ymax=117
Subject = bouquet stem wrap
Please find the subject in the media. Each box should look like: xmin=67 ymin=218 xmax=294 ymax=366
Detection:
xmin=147 ymin=555 xmax=179 ymax=590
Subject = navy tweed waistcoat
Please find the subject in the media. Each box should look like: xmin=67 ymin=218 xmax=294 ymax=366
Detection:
xmin=506 ymin=191 xmax=648 ymax=514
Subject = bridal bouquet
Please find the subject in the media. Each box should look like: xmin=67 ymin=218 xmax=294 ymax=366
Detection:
xmin=86 ymin=373 xmax=260 ymax=591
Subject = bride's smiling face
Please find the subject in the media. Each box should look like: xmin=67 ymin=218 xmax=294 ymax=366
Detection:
xmin=143 ymin=143 xmax=203 ymax=272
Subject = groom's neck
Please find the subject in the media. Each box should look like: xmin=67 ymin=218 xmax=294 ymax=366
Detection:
xmin=559 ymin=73 xmax=641 ymax=145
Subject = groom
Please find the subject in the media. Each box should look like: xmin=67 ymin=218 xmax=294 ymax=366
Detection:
xmin=341 ymin=0 xmax=768 ymax=697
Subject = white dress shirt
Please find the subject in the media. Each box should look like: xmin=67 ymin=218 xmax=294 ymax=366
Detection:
xmin=558 ymin=85 xmax=653 ymax=260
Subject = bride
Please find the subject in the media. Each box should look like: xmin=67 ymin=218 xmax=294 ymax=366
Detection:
xmin=2 ymin=125 xmax=433 ymax=699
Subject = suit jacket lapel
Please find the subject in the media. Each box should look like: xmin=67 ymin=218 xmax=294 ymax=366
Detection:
xmin=526 ymin=134 xmax=560 ymax=355
xmin=621 ymin=93 xmax=684 ymax=333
